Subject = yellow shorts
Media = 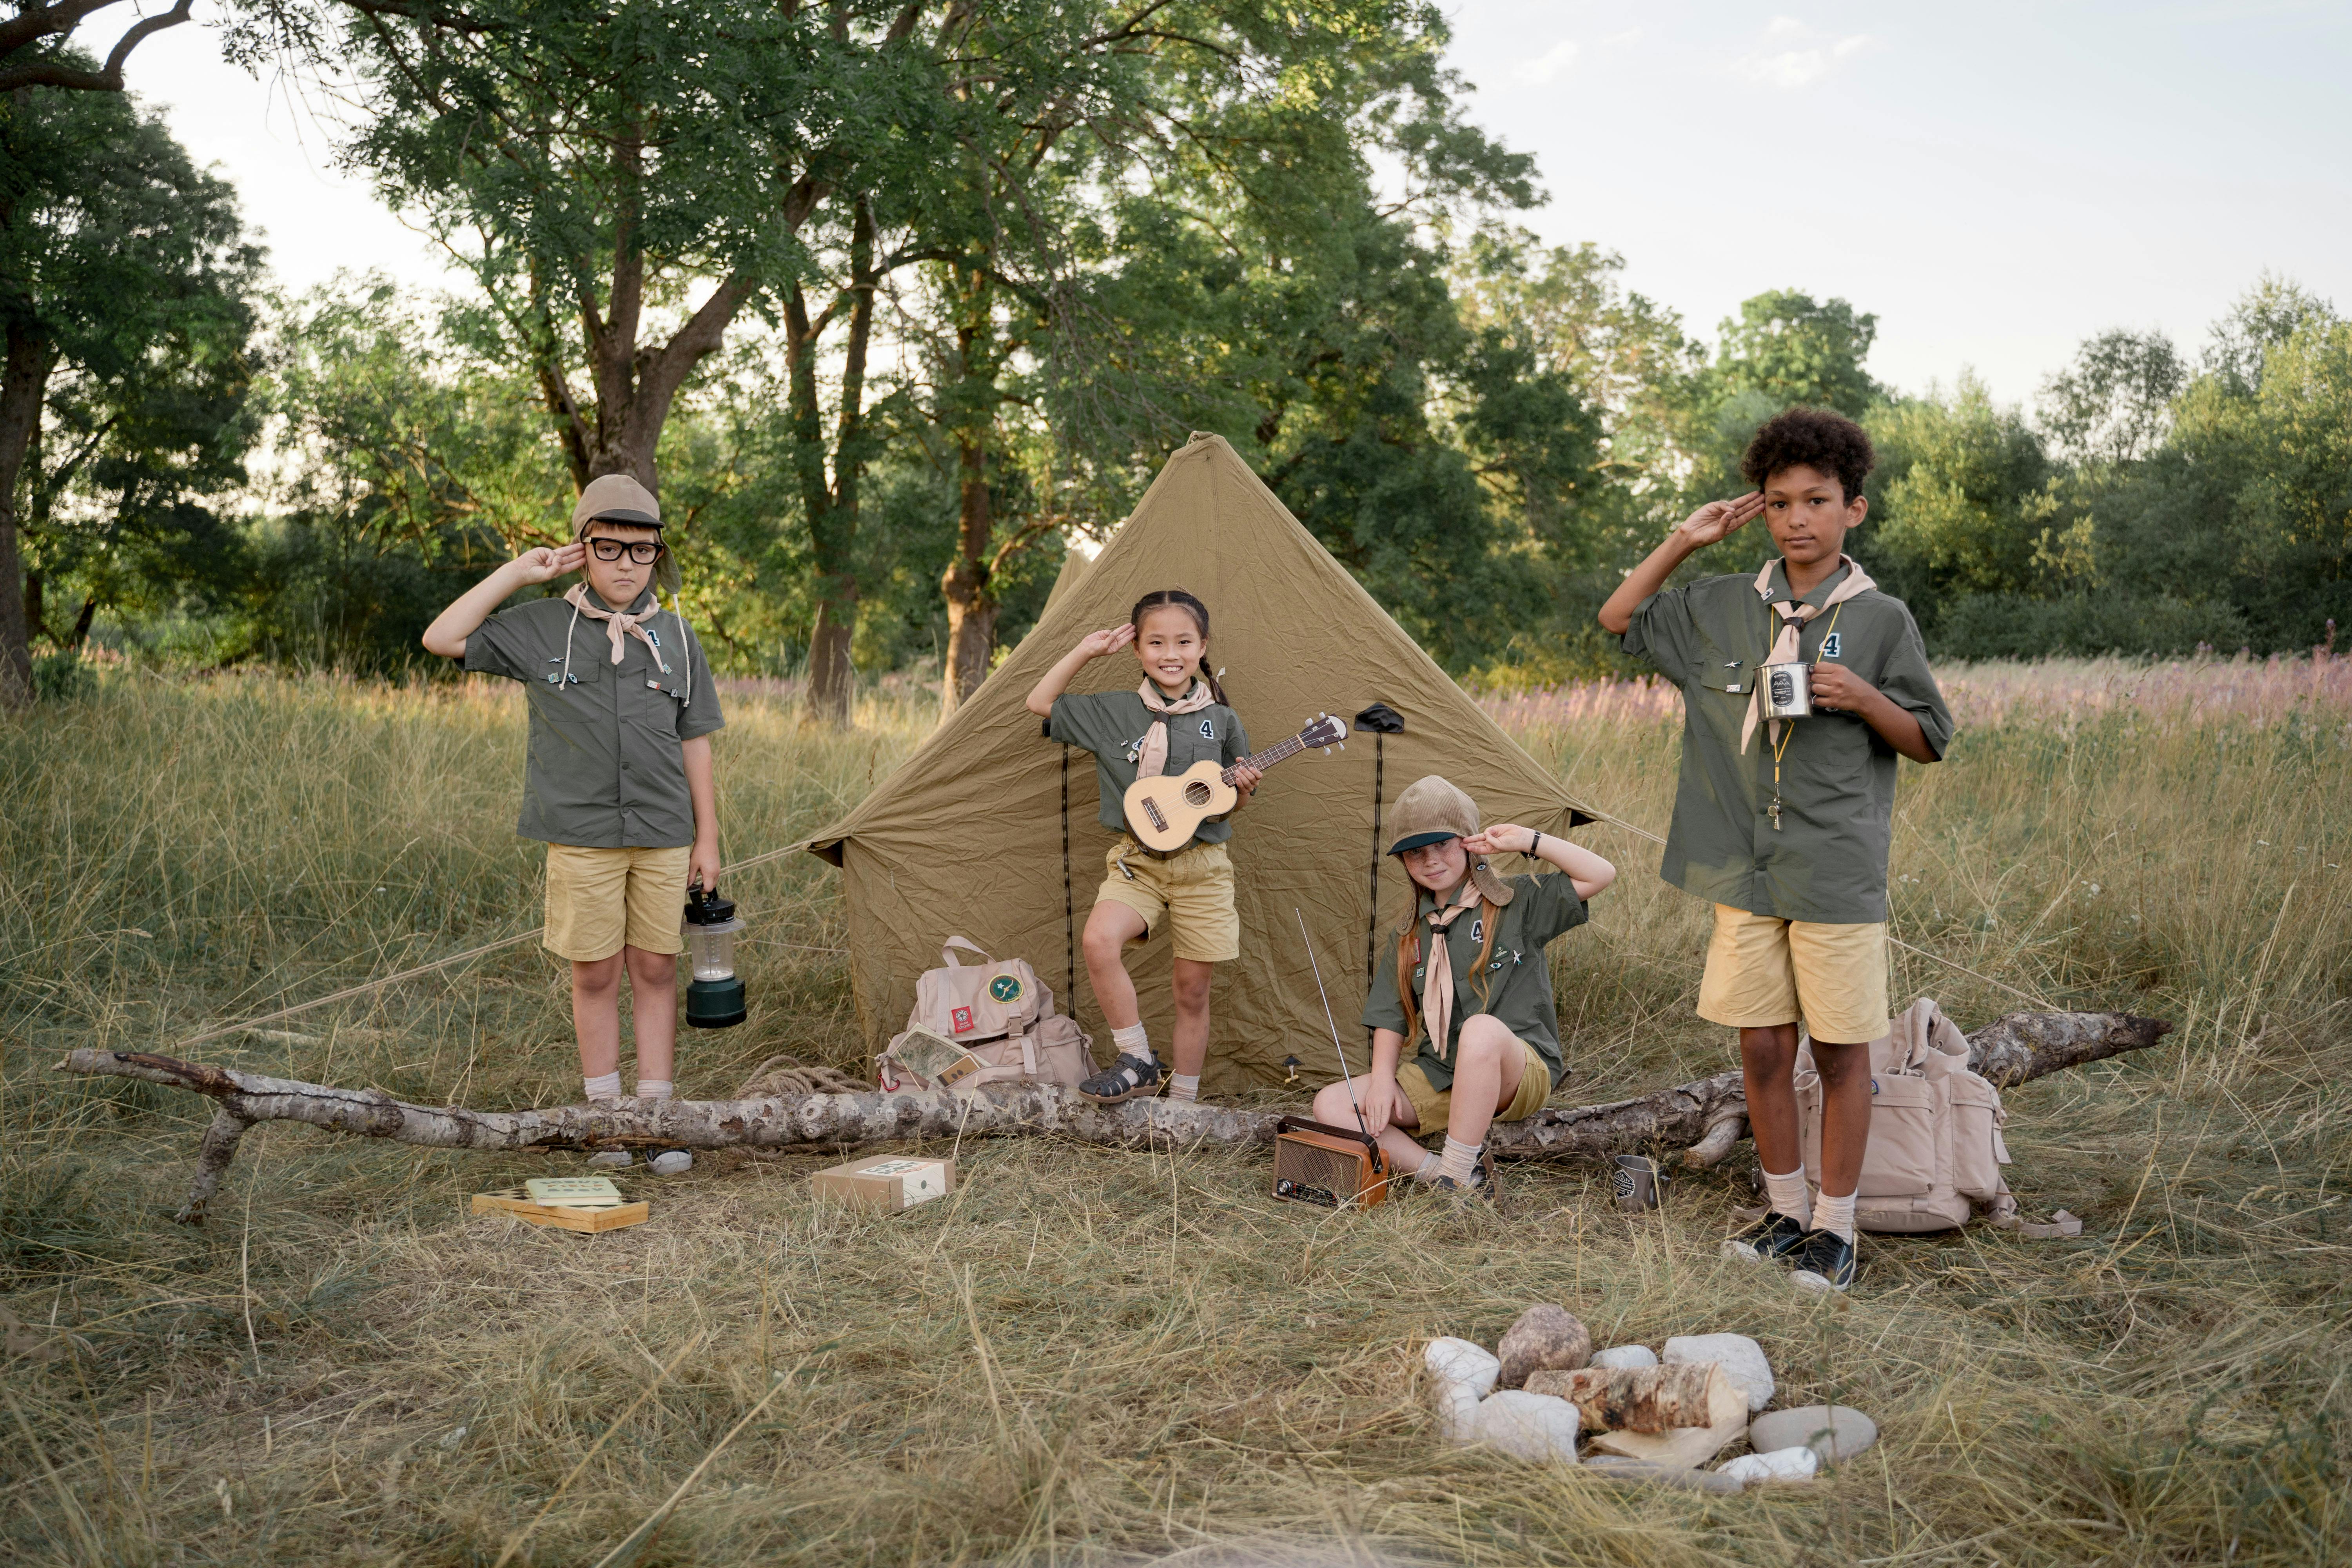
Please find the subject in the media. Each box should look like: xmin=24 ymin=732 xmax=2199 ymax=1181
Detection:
xmin=1094 ymin=838 xmax=1239 ymax=963
xmin=1696 ymin=904 xmax=1890 ymax=1044
xmin=543 ymin=844 xmax=692 ymax=962
xmin=1395 ymin=1034 xmax=1553 ymax=1134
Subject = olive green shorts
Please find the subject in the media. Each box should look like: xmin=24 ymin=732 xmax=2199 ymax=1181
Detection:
xmin=1394 ymin=1034 xmax=1553 ymax=1134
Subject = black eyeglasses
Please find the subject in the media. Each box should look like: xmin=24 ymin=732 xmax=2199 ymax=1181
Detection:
xmin=587 ymin=539 xmax=663 ymax=564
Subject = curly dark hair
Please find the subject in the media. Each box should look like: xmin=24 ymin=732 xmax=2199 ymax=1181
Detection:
xmin=1740 ymin=407 xmax=1875 ymax=503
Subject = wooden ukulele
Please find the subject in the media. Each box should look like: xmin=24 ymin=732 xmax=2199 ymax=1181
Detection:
xmin=1122 ymin=713 xmax=1347 ymax=852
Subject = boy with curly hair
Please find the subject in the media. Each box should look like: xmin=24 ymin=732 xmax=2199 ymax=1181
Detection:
xmin=1598 ymin=407 xmax=1953 ymax=1292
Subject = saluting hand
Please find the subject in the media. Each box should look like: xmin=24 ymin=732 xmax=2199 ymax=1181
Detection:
xmin=1671 ymin=492 xmax=1766 ymax=548
xmin=1073 ymin=624 xmax=1136 ymax=660
xmin=1462 ymin=823 xmax=1537 ymax=857
xmin=511 ymin=542 xmax=585 ymax=584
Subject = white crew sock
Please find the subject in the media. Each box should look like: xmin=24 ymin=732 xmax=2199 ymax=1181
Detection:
xmin=1438 ymin=1135 xmax=1483 ymax=1186
xmin=635 ymin=1078 xmax=673 ymax=1100
xmin=1165 ymin=1073 xmax=1200 ymax=1102
xmin=1414 ymin=1150 xmax=1443 ymax=1183
xmin=1110 ymin=1023 xmax=1151 ymax=1062
xmin=584 ymin=1071 xmax=622 ymax=1103
xmin=1763 ymin=1165 xmax=1813 ymax=1227
xmin=1812 ymin=1190 xmax=1856 ymax=1243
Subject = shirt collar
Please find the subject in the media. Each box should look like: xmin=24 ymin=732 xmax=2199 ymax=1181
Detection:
xmin=1415 ymin=877 xmax=1475 ymax=918
xmin=583 ymin=585 xmax=660 ymax=616
xmin=1767 ymin=557 xmax=1851 ymax=610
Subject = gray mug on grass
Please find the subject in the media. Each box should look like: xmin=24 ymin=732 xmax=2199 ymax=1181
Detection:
xmin=1612 ymin=1153 xmax=1669 ymax=1212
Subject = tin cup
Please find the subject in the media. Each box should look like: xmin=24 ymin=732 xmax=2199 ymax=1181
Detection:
xmin=1612 ymin=1153 xmax=1670 ymax=1212
xmin=1760 ymin=660 xmax=1814 ymax=720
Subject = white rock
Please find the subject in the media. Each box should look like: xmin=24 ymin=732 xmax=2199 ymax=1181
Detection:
xmin=1466 ymin=1390 xmax=1582 ymax=1464
xmin=1587 ymin=1344 xmax=1659 ymax=1370
xmin=1434 ymin=1379 xmax=1482 ymax=1445
xmin=1717 ymin=1445 xmax=1820 ymax=1486
xmin=1425 ymin=1337 xmax=1501 ymax=1399
xmin=1662 ymin=1334 xmax=1774 ymax=1414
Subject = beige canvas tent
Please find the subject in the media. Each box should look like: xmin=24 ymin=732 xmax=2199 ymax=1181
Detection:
xmin=806 ymin=433 xmax=1599 ymax=1093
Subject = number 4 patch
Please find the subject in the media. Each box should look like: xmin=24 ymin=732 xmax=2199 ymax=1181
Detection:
xmin=1821 ymin=632 xmax=1843 ymax=659
xmin=1198 ymin=718 xmax=1215 ymax=739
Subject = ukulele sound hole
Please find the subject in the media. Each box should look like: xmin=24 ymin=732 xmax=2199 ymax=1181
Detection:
xmin=1183 ymin=780 xmax=1214 ymax=807
xmin=1142 ymin=799 xmax=1169 ymax=831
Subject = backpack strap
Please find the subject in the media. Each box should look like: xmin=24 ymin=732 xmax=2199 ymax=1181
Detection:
xmin=941 ymin=936 xmax=992 ymax=968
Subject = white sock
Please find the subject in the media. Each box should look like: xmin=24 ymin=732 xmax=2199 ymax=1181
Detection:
xmin=1166 ymin=1073 xmax=1200 ymax=1102
xmin=584 ymin=1071 xmax=622 ymax=1103
xmin=635 ymin=1078 xmax=673 ymax=1100
xmin=1763 ymin=1165 xmax=1813 ymax=1227
xmin=1414 ymin=1150 xmax=1443 ymax=1183
xmin=1110 ymin=1023 xmax=1151 ymax=1061
xmin=1439 ymin=1135 xmax=1482 ymax=1185
xmin=1813 ymin=1190 xmax=1856 ymax=1243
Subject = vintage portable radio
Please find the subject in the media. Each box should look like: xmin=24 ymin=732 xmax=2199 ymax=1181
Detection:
xmin=1270 ymin=1116 xmax=1394 ymax=1209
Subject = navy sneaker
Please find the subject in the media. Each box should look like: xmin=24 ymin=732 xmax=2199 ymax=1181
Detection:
xmin=1722 ymin=1210 xmax=1809 ymax=1264
xmin=1788 ymin=1229 xmax=1858 ymax=1294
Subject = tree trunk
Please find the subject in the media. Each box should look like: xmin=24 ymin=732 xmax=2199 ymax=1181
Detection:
xmin=938 ymin=302 xmax=999 ymax=721
xmin=791 ymin=196 xmax=881 ymax=729
xmin=53 ymin=1011 xmax=2171 ymax=1225
xmin=0 ymin=320 xmax=53 ymax=708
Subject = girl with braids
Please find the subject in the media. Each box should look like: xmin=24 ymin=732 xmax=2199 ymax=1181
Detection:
xmin=1313 ymin=776 xmax=1615 ymax=1201
xmin=1025 ymin=590 xmax=1263 ymax=1103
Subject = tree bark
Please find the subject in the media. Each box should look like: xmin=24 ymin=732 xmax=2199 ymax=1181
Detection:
xmin=0 ymin=320 xmax=54 ymax=707
xmin=54 ymin=1011 xmax=2170 ymax=1225
xmin=789 ymin=195 xmax=882 ymax=728
xmin=938 ymin=273 xmax=1001 ymax=722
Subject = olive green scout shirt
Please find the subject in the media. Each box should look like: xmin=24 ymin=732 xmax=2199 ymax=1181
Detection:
xmin=463 ymin=588 xmax=725 ymax=848
xmin=1045 ymin=688 xmax=1250 ymax=847
xmin=1621 ymin=560 xmax=1953 ymax=924
xmin=1361 ymin=872 xmax=1588 ymax=1094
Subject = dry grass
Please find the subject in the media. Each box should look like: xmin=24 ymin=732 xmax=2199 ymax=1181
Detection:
xmin=2 ymin=659 xmax=2348 ymax=1566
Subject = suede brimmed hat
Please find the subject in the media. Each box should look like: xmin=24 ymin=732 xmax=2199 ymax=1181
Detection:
xmin=1385 ymin=774 xmax=1514 ymax=905
xmin=572 ymin=474 xmax=679 ymax=595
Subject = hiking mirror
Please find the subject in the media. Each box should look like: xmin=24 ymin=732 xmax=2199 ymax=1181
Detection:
xmin=682 ymin=885 xmax=747 ymax=1029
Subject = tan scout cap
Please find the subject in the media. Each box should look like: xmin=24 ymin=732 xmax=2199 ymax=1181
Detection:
xmin=1387 ymin=774 xmax=1514 ymax=906
xmin=572 ymin=474 xmax=678 ymax=595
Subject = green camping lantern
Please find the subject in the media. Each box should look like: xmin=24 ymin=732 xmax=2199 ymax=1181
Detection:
xmin=682 ymin=886 xmax=747 ymax=1029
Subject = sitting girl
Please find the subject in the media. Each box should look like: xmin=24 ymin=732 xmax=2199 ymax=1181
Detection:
xmin=1315 ymin=775 xmax=1615 ymax=1199
xmin=1024 ymin=590 xmax=1263 ymax=1103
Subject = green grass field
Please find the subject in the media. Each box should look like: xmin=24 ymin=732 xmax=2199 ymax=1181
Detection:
xmin=4 ymin=660 xmax=2348 ymax=1565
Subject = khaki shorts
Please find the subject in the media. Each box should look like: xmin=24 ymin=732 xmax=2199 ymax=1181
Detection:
xmin=1697 ymin=904 xmax=1890 ymax=1044
xmin=1094 ymin=838 xmax=1240 ymax=962
xmin=543 ymin=843 xmax=692 ymax=962
xmin=1395 ymin=1033 xmax=1553 ymax=1134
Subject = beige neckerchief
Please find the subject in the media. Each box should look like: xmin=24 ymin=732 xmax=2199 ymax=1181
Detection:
xmin=1738 ymin=555 xmax=1875 ymax=754
xmin=1134 ymin=678 xmax=1217 ymax=777
xmin=564 ymin=583 xmax=669 ymax=673
xmin=1414 ymin=878 xmax=1484 ymax=1062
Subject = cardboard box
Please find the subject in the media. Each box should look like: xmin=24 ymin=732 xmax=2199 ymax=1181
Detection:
xmin=811 ymin=1156 xmax=956 ymax=1212
xmin=472 ymin=1187 xmax=650 ymax=1233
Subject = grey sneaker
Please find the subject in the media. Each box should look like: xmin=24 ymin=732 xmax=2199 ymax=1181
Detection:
xmin=1788 ymin=1229 xmax=1858 ymax=1294
xmin=586 ymin=1149 xmax=634 ymax=1168
xmin=648 ymin=1150 xmax=693 ymax=1177
xmin=1722 ymin=1210 xmax=1810 ymax=1263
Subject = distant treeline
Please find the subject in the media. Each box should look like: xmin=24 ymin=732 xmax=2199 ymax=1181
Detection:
xmin=4 ymin=3 xmax=2345 ymax=712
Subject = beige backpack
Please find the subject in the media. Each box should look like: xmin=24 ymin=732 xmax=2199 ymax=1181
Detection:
xmin=878 ymin=937 xmax=1096 ymax=1092
xmin=1794 ymin=997 xmax=2016 ymax=1233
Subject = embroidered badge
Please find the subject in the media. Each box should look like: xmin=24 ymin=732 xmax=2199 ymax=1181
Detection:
xmin=1198 ymin=718 xmax=1215 ymax=739
xmin=987 ymin=974 xmax=1023 ymax=1004
xmin=1822 ymin=631 xmax=1843 ymax=659
xmin=950 ymin=1006 xmax=975 ymax=1034
xmin=1470 ymin=918 xmax=1484 ymax=943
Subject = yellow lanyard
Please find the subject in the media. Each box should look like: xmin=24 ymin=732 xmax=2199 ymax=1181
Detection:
xmin=1766 ymin=599 xmax=1844 ymax=831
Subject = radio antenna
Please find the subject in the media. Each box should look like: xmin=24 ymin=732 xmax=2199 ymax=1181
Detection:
xmin=1296 ymin=908 xmax=1374 ymax=1146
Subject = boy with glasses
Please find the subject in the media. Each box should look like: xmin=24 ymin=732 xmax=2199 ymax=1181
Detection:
xmin=423 ymin=476 xmax=726 ymax=1163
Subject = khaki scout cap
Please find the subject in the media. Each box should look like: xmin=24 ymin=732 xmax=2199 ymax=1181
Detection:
xmin=571 ymin=474 xmax=678 ymax=594
xmin=1386 ymin=774 xmax=1514 ymax=906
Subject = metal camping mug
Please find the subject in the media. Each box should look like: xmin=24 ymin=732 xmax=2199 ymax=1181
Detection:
xmin=1759 ymin=660 xmax=1814 ymax=720
xmin=1612 ymin=1154 xmax=1669 ymax=1212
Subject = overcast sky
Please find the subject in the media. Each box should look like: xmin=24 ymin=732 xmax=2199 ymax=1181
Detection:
xmin=134 ymin=1 xmax=2350 ymax=407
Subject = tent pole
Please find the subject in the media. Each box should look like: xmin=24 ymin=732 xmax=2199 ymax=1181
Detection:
xmin=1062 ymin=745 xmax=1076 ymax=1005
xmin=1366 ymin=732 xmax=1383 ymax=988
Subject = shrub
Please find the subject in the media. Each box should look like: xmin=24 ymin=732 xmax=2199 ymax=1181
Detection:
xmin=1933 ymin=592 xmax=2252 ymax=660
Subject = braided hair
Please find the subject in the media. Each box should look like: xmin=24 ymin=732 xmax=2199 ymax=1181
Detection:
xmin=1129 ymin=588 xmax=1229 ymax=705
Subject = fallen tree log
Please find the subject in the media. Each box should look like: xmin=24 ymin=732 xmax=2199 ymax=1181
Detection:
xmin=55 ymin=1010 xmax=2169 ymax=1224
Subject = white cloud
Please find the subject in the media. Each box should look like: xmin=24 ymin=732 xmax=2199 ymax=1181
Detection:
xmin=1735 ymin=20 xmax=1871 ymax=90
xmin=1514 ymin=38 xmax=1579 ymax=85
